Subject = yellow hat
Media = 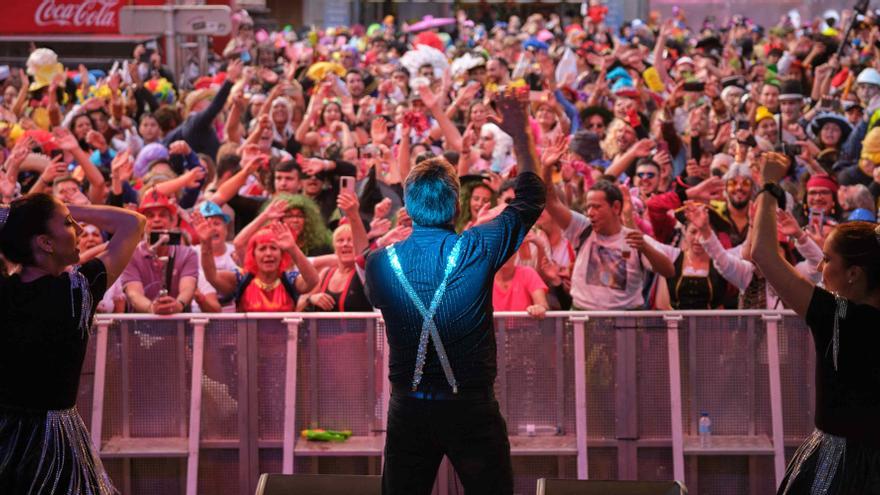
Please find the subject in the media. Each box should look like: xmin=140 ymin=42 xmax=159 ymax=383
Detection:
xmin=26 ymin=48 xmax=64 ymax=92
xmin=860 ymin=127 xmax=880 ymax=162
xmin=754 ymin=106 xmax=774 ymax=124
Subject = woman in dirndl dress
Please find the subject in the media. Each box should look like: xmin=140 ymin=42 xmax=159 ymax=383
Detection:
xmin=750 ymin=152 xmax=880 ymax=494
xmin=0 ymin=193 xmax=144 ymax=494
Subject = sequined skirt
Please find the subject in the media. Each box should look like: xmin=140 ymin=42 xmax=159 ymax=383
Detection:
xmin=778 ymin=429 xmax=880 ymax=495
xmin=0 ymin=405 xmax=117 ymax=494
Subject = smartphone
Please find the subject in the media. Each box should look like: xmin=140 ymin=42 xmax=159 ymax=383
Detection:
xmin=339 ymin=176 xmax=356 ymax=194
xmin=808 ymin=208 xmax=825 ymax=235
xmin=149 ymin=230 xmax=182 ymax=246
xmin=683 ymin=81 xmax=706 ymax=92
xmin=691 ymin=136 xmax=703 ymax=163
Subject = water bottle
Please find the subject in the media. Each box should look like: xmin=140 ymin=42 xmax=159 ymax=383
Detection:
xmin=517 ymin=423 xmax=560 ymax=437
xmin=698 ymin=412 xmax=712 ymax=448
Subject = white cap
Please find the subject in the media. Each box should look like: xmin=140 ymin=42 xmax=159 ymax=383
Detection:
xmin=857 ymin=68 xmax=880 ymax=87
xmin=675 ymin=56 xmax=695 ymax=67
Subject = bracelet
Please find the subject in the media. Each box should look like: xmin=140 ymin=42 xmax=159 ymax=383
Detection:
xmin=177 ymin=299 xmax=188 ymax=311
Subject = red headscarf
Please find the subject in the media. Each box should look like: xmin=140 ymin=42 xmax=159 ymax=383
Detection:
xmin=243 ymin=228 xmax=293 ymax=276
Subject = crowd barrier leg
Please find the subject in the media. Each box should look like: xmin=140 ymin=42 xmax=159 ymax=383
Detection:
xmin=186 ymin=318 xmax=209 ymax=495
xmin=281 ymin=318 xmax=302 ymax=474
xmin=664 ymin=315 xmax=685 ymax=483
xmin=763 ymin=314 xmax=786 ymax=486
xmin=570 ymin=316 xmax=589 ymax=479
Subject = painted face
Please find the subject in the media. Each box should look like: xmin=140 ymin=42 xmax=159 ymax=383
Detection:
xmin=274 ymin=170 xmax=301 ymax=194
xmin=469 ymin=185 xmax=493 ymax=218
xmin=78 ymin=224 xmax=103 ymax=251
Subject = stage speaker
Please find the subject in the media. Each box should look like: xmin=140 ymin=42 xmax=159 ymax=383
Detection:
xmin=536 ymin=479 xmax=687 ymax=495
xmin=254 ymin=473 xmax=382 ymax=495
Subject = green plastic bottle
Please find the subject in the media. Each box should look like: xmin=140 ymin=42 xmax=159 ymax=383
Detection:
xmin=300 ymin=428 xmax=352 ymax=442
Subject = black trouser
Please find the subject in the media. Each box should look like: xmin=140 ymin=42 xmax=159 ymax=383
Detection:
xmin=382 ymin=392 xmax=513 ymax=495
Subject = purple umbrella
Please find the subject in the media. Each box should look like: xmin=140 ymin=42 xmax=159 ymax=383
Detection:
xmin=404 ymin=15 xmax=456 ymax=33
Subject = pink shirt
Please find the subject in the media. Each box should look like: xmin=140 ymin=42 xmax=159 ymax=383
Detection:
xmin=492 ymin=265 xmax=547 ymax=311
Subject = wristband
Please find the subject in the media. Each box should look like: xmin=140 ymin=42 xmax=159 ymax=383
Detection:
xmin=757 ymin=182 xmax=786 ymax=210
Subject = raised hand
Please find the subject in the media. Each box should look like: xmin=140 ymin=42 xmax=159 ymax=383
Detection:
xmin=190 ymin=211 xmax=214 ymax=241
xmin=684 ymin=201 xmax=711 ymax=236
xmin=183 ymin=167 xmax=206 ymax=188
xmin=368 ymin=217 xmax=392 ymax=239
xmin=777 ymin=210 xmax=803 ymax=238
xmin=760 ymin=152 xmax=790 ymax=184
xmin=489 ymin=87 xmax=530 ymax=138
xmin=168 ymin=140 xmax=192 ymax=156
xmin=111 ymin=150 xmax=133 ymax=182
xmin=370 ymin=117 xmax=389 ymax=145
xmin=86 ymin=130 xmax=108 ymax=151
xmin=226 ymin=59 xmax=244 ymax=82
xmin=416 ymin=83 xmax=442 ymax=112
xmin=269 ymin=221 xmax=298 ymax=252
xmin=263 ymin=199 xmax=290 ymax=221
xmin=541 ymin=133 xmax=569 ymax=167
xmin=53 ymin=127 xmax=81 ymax=151
xmin=336 ymin=189 xmax=360 ymax=217
xmin=373 ymin=197 xmax=392 ymax=219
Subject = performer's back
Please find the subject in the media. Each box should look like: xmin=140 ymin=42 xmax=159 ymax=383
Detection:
xmin=365 ymin=171 xmax=545 ymax=392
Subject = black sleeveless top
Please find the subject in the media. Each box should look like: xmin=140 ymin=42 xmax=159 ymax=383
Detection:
xmin=305 ymin=265 xmax=372 ymax=312
xmin=665 ymin=253 xmax=728 ymax=309
xmin=806 ymin=287 xmax=880 ymax=446
xmin=0 ymin=259 xmax=108 ymax=411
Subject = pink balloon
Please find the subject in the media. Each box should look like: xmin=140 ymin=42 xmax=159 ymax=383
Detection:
xmin=255 ymin=29 xmax=269 ymax=43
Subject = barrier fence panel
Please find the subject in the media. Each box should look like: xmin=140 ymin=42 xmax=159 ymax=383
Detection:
xmin=84 ymin=311 xmax=815 ymax=495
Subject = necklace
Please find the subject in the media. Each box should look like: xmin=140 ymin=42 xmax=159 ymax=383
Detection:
xmin=253 ymin=277 xmax=281 ymax=291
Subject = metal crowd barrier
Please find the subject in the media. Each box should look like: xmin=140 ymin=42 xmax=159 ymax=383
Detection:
xmin=77 ymin=311 xmax=813 ymax=495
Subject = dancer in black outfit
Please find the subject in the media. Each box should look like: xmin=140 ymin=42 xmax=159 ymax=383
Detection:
xmin=750 ymin=152 xmax=880 ymax=494
xmin=0 ymin=194 xmax=145 ymax=494
xmin=365 ymin=89 xmax=544 ymax=495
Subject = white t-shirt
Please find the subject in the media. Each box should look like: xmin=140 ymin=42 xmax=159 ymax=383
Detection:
xmin=194 ymin=242 xmax=238 ymax=313
xmin=565 ymin=212 xmax=667 ymax=310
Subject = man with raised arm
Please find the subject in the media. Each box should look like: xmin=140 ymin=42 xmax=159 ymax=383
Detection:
xmin=365 ymin=88 xmax=545 ymax=495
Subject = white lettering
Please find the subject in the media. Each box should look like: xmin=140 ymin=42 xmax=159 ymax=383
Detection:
xmin=34 ymin=0 xmax=118 ymax=28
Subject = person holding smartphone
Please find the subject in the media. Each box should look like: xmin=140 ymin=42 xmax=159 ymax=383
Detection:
xmin=120 ymin=191 xmax=198 ymax=315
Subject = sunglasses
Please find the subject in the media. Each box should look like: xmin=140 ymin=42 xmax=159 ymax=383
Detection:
xmin=636 ymin=172 xmax=656 ymax=179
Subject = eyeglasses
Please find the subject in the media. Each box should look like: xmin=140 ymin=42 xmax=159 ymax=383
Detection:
xmin=636 ymin=172 xmax=656 ymax=179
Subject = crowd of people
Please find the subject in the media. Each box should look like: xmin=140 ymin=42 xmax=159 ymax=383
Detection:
xmin=0 ymin=6 xmax=878 ymax=319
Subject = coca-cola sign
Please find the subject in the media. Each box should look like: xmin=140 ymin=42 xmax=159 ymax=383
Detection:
xmin=35 ymin=0 xmax=117 ymax=28
xmin=0 ymin=0 xmax=161 ymax=34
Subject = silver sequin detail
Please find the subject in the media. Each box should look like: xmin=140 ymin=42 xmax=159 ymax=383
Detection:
xmin=832 ymin=295 xmax=847 ymax=372
xmin=69 ymin=266 xmax=94 ymax=338
xmin=780 ymin=429 xmax=846 ymax=495
xmin=387 ymin=237 xmax=464 ymax=394
xmin=23 ymin=407 xmax=117 ymax=494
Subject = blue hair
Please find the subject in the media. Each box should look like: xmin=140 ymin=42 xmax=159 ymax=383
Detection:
xmin=404 ymin=158 xmax=459 ymax=227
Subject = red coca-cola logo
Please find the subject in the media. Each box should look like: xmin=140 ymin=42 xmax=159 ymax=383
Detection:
xmin=34 ymin=0 xmax=118 ymax=28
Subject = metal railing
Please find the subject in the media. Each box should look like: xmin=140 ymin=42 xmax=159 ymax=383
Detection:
xmin=79 ymin=311 xmax=813 ymax=495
